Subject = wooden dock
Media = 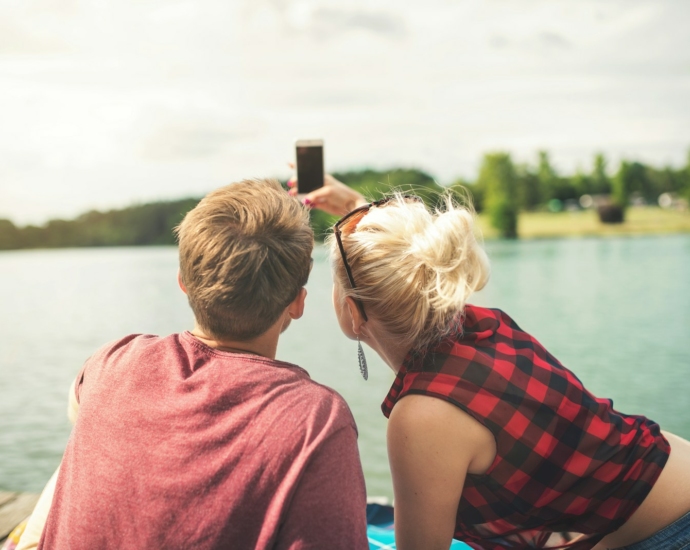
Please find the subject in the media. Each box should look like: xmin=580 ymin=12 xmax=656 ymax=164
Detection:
xmin=0 ymin=492 xmax=39 ymax=545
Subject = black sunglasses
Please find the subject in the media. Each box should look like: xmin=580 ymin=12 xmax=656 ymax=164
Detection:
xmin=333 ymin=195 xmax=423 ymax=322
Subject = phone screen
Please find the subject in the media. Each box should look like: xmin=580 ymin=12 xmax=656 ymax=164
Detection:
xmin=296 ymin=141 xmax=324 ymax=194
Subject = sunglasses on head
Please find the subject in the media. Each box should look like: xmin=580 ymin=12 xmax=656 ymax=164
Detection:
xmin=333 ymin=195 xmax=423 ymax=322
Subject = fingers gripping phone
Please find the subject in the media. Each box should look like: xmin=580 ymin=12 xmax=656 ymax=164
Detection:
xmin=295 ymin=139 xmax=324 ymax=195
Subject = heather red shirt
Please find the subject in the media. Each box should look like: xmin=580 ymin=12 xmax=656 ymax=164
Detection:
xmin=39 ymin=332 xmax=368 ymax=550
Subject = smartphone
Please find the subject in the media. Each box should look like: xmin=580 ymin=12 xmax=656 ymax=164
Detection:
xmin=295 ymin=139 xmax=324 ymax=194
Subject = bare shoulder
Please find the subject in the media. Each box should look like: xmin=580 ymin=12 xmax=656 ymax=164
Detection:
xmin=386 ymin=394 xmax=497 ymax=548
xmin=388 ymin=394 xmax=496 ymax=475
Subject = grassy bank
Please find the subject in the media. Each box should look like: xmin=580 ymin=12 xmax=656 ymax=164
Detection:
xmin=477 ymin=207 xmax=690 ymax=240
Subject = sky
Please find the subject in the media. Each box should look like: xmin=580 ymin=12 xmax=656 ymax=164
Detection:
xmin=1 ymin=0 xmax=689 ymax=225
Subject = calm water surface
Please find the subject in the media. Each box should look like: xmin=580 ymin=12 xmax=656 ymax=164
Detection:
xmin=1 ymin=235 xmax=689 ymax=498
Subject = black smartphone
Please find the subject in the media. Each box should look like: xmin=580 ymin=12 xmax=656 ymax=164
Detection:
xmin=295 ymin=139 xmax=324 ymax=194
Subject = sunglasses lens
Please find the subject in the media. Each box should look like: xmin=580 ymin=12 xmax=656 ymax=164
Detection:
xmin=337 ymin=195 xmax=422 ymax=236
xmin=339 ymin=208 xmax=368 ymax=235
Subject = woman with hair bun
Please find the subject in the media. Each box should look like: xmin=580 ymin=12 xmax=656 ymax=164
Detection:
xmin=302 ymin=176 xmax=690 ymax=550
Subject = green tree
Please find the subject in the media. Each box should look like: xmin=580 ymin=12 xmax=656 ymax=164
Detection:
xmin=612 ymin=160 xmax=654 ymax=207
xmin=515 ymin=163 xmax=541 ymax=210
xmin=19 ymin=225 xmax=45 ymax=248
xmin=572 ymin=168 xmax=592 ymax=198
xmin=537 ymin=151 xmax=557 ymax=203
xmin=612 ymin=161 xmax=633 ymax=212
xmin=536 ymin=151 xmax=577 ymax=203
xmin=591 ymin=153 xmax=612 ymax=195
xmin=0 ymin=219 xmax=20 ymax=250
xmin=0 ymin=198 xmax=200 ymax=250
xmin=624 ymin=162 xmax=653 ymax=203
xmin=646 ymin=166 xmax=681 ymax=200
xmin=679 ymin=149 xmax=690 ymax=201
xmin=477 ymin=152 xmax=519 ymax=238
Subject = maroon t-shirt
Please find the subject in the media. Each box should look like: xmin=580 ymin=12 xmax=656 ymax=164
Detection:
xmin=39 ymin=332 xmax=368 ymax=550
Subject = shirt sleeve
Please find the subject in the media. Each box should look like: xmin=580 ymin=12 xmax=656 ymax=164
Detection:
xmin=275 ymin=424 xmax=369 ymax=550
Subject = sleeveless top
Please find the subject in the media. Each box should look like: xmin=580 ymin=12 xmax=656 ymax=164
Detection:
xmin=381 ymin=305 xmax=670 ymax=550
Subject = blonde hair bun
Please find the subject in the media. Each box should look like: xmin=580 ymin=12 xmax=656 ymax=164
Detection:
xmin=330 ymin=192 xmax=490 ymax=349
xmin=408 ymin=199 xmax=490 ymax=312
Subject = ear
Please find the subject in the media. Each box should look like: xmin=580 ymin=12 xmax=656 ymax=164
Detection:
xmin=287 ymin=287 xmax=307 ymax=321
xmin=345 ymin=296 xmax=367 ymax=337
xmin=177 ymin=270 xmax=187 ymax=295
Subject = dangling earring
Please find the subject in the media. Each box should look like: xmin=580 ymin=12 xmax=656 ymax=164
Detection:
xmin=357 ymin=337 xmax=368 ymax=381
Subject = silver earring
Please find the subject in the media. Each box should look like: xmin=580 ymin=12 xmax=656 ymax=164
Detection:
xmin=357 ymin=337 xmax=368 ymax=381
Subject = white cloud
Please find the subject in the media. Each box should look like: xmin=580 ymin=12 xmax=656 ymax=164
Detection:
xmin=0 ymin=0 xmax=688 ymax=223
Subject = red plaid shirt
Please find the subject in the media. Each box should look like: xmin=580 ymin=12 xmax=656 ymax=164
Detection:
xmin=382 ymin=305 xmax=670 ymax=550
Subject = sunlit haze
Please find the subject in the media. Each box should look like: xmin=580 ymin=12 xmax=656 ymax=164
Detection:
xmin=1 ymin=0 xmax=689 ymax=224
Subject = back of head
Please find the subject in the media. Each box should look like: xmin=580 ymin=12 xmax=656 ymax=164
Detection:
xmin=328 ymin=193 xmax=490 ymax=350
xmin=176 ymin=179 xmax=313 ymax=341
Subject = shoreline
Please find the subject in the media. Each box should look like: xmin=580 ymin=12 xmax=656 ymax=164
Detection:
xmin=477 ymin=206 xmax=690 ymax=241
xmin=0 ymin=208 xmax=688 ymax=253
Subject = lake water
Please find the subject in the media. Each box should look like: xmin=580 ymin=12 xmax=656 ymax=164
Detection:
xmin=1 ymin=235 xmax=689 ymax=499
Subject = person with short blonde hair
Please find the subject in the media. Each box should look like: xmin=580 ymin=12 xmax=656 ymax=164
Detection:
xmin=20 ymin=178 xmax=368 ymax=550
xmin=176 ymin=178 xmax=313 ymax=341
xmin=301 ymin=175 xmax=690 ymax=550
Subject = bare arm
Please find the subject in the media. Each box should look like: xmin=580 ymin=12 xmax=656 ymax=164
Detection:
xmin=289 ymin=173 xmax=368 ymax=216
xmin=387 ymin=394 xmax=496 ymax=550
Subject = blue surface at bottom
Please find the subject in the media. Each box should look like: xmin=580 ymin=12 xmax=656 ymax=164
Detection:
xmin=366 ymin=504 xmax=472 ymax=549
xmin=367 ymin=525 xmax=471 ymax=549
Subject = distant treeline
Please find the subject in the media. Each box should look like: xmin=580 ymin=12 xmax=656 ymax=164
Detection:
xmin=0 ymin=199 xmax=199 ymax=250
xmin=462 ymin=151 xmax=690 ymax=237
xmin=311 ymin=152 xmax=690 ymax=239
xmin=468 ymin=151 xmax=689 ymax=211
xmin=1 ymin=151 xmax=689 ymax=249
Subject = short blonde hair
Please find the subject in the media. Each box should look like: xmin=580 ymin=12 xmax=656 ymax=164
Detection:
xmin=328 ymin=193 xmax=490 ymax=350
xmin=176 ymin=179 xmax=313 ymax=341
